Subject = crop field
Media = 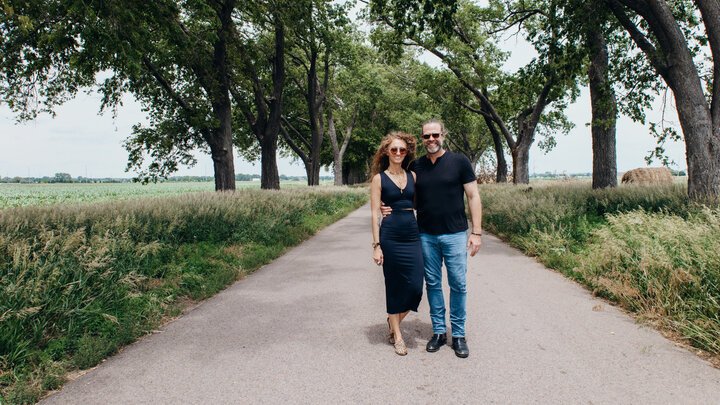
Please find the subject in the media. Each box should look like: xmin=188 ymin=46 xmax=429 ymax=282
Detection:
xmin=0 ymin=181 xmax=308 ymax=209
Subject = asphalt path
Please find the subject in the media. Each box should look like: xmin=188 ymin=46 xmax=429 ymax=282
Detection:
xmin=42 ymin=203 xmax=720 ymax=404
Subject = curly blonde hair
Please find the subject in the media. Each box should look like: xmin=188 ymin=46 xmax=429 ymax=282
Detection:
xmin=371 ymin=131 xmax=417 ymax=177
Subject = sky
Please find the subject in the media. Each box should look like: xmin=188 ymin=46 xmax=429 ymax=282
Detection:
xmin=0 ymin=94 xmax=313 ymax=179
xmin=0 ymin=13 xmax=687 ymax=179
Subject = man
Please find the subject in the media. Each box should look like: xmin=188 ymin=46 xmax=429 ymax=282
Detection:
xmin=382 ymin=119 xmax=482 ymax=358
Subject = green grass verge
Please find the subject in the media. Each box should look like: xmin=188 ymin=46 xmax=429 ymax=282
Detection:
xmin=480 ymin=181 xmax=720 ymax=358
xmin=0 ymin=186 xmax=368 ymax=404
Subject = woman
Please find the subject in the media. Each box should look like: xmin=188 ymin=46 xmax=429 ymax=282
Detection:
xmin=370 ymin=131 xmax=424 ymax=356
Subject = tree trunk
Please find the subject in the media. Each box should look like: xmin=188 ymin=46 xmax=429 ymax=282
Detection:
xmin=607 ymin=0 xmax=720 ymax=200
xmin=209 ymin=108 xmax=236 ymax=191
xmin=211 ymin=145 xmax=236 ymax=191
xmin=306 ymin=159 xmax=321 ymax=186
xmin=260 ymin=133 xmax=280 ymax=190
xmin=495 ymin=148 xmax=508 ymax=183
xmin=588 ymin=24 xmax=617 ymax=189
xmin=333 ymin=158 xmax=343 ymax=186
xmin=676 ymin=86 xmax=720 ymax=200
xmin=511 ymin=145 xmax=531 ymax=184
xmin=196 ymin=1 xmax=237 ymax=191
xmin=303 ymin=46 xmax=326 ymax=187
xmin=261 ymin=17 xmax=285 ymax=191
xmin=279 ymin=121 xmax=319 ymax=186
xmin=484 ymin=116 xmax=507 ymax=183
xmin=326 ymin=107 xmax=356 ymax=186
xmin=513 ymin=110 xmax=544 ymax=185
xmin=327 ymin=113 xmax=344 ymax=186
xmin=511 ymin=83 xmax=552 ymax=185
xmin=306 ymin=132 xmax=322 ymax=186
xmin=664 ymin=2 xmax=720 ymax=199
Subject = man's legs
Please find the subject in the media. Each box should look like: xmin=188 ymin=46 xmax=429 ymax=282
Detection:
xmin=440 ymin=231 xmax=468 ymax=338
xmin=420 ymin=233 xmax=446 ymax=334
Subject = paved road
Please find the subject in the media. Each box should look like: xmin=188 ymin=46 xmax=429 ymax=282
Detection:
xmin=43 ymin=203 xmax=720 ymax=404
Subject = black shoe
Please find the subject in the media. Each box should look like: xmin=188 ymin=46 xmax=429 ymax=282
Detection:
xmin=452 ymin=337 xmax=469 ymax=358
xmin=426 ymin=333 xmax=447 ymax=352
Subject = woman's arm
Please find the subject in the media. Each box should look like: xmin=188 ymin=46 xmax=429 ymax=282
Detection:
xmin=370 ymin=174 xmax=383 ymax=265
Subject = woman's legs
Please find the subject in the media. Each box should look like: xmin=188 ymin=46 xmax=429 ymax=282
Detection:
xmin=388 ymin=313 xmax=401 ymax=341
xmin=389 ymin=311 xmax=410 ymax=355
xmin=389 ymin=310 xmax=411 ymax=340
xmin=399 ymin=310 xmax=410 ymax=323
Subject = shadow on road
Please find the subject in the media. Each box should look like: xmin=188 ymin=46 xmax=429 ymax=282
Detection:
xmin=364 ymin=316 xmax=433 ymax=349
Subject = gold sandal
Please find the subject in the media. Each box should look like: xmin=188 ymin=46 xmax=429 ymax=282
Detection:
xmin=394 ymin=338 xmax=407 ymax=356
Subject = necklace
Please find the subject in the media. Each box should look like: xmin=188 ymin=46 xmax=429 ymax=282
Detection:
xmin=385 ymin=169 xmax=407 ymax=193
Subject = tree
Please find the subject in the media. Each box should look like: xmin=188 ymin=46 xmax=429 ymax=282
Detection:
xmin=322 ymin=53 xmax=436 ymax=183
xmin=587 ymin=21 xmax=618 ymax=189
xmin=322 ymin=45 xmax=372 ymax=186
xmin=561 ymin=0 xmax=667 ymax=190
xmin=564 ymin=2 xmax=620 ymax=189
xmin=325 ymin=103 xmax=358 ymax=185
xmin=554 ymin=0 xmax=678 ymax=190
xmin=232 ymin=7 xmax=291 ymax=190
xmin=370 ymin=0 xmax=582 ymax=184
xmin=51 ymin=173 xmax=73 ymax=183
xmin=408 ymin=65 xmax=493 ymax=169
xmin=1 ymin=0 xmax=298 ymax=191
xmin=603 ymin=0 xmax=720 ymax=200
xmin=279 ymin=0 xmax=353 ymax=185
xmin=369 ymin=0 xmax=507 ymax=180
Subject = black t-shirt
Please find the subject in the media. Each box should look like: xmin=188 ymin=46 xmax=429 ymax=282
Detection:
xmin=411 ymin=151 xmax=477 ymax=235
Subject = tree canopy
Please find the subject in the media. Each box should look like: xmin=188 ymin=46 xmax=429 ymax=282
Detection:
xmin=2 ymin=0 xmax=719 ymax=200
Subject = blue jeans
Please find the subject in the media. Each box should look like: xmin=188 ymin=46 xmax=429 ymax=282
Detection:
xmin=420 ymin=231 xmax=468 ymax=337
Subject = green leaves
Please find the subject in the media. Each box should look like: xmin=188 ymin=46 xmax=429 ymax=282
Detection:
xmin=645 ymin=121 xmax=682 ymax=167
xmin=370 ymin=0 xmax=458 ymax=41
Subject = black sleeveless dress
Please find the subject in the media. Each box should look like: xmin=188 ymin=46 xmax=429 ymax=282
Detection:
xmin=379 ymin=171 xmax=424 ymax=314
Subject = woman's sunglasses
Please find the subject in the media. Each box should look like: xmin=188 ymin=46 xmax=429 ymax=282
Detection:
xmin=389 ymin=147 xmax=407 ymax=155
xmin=422 ymin=133 xmax=442 ymax=140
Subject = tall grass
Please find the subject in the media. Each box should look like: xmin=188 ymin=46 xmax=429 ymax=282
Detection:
xmin=583 ymin=208 xmax=720 ymax=354
xmin=0 ymin=187 xmax=367 ymax=403
xmin=480 ymin=181 xmax=719 ymax=358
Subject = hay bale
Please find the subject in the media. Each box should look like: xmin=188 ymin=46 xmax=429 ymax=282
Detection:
xmin=621 ymin=167 xmax=673 ymax=185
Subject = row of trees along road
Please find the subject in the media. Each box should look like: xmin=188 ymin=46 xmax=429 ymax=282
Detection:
xmin=1 ymin=1 xmax=719 ymax=201
xmin=369 ymin=0 xmax=719 ymax=200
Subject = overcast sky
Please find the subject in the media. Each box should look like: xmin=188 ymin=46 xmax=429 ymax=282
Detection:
xmin=0 ymin=17 xmax=686 ymax=179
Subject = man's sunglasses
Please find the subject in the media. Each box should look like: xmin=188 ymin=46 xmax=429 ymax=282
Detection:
xmin=422 ymin=133 xmax=442 ymax=140
xmin=389 ymin=147 xmax=407 ymax=155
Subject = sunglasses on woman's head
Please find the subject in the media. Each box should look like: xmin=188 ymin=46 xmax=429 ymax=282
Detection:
xmin=422 ymin=133 xmax=442 ymax=140
xmin=390 ymin=147 xmax=407 ymax=155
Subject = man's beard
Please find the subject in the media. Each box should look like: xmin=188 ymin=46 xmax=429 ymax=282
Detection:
xmin=424 ymin=140 xmax=442 ymax=154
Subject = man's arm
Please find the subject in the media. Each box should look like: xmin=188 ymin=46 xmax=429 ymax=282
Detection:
xmin=463 ymin=181 xmax=482 ymax=256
